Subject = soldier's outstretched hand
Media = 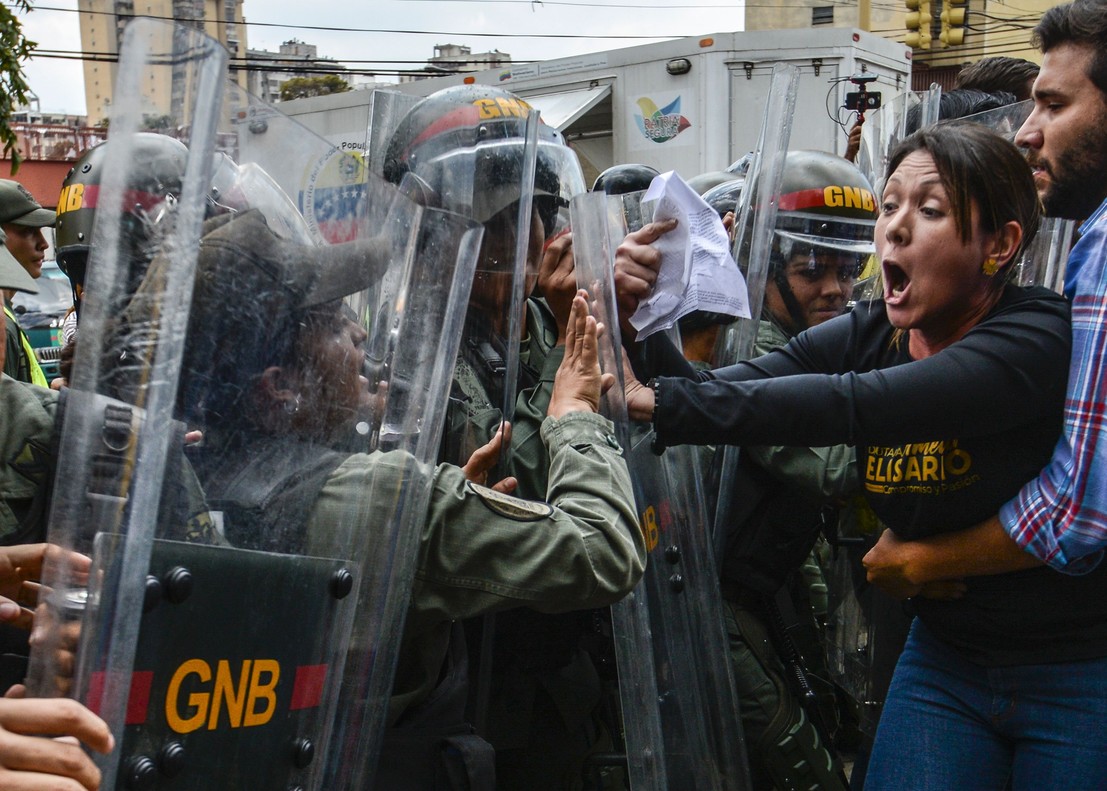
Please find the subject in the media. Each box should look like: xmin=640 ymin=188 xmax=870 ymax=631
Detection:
xmin=0 ymin=697 xmax=113 ymax=791
xmin=462 ymin=422 xmax=518 ymax=494
xmin=549 ymin=291 xmax=615 ymax=418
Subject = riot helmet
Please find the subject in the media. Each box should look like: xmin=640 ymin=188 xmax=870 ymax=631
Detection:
xmin=592 ymin=163 xmax=660 ymax=195
xmin=383 ymin=84 xmax=585 ymax=239
xmin=701 ymin=177 xmax=745 ymax=218
xmin=686 ymin=170 xmax=738 ymax=197
xmin=55 ymin=134 xmax=189 ymax=315
xmin=764 ymin=150 xmax=877 ymax=333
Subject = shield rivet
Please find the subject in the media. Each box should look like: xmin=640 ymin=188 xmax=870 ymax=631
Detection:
xmin=330 ymin=568 xmax=354 ymax=599
xmin=162 ymin=566 xmax=193 ymax=604
xmin=156 ymin=741 xmax=186 ymax=777
xmin=292 ymin=737 xmax=315 ymax=768
xmin=124 ymin=756 xmax=157 ymax=790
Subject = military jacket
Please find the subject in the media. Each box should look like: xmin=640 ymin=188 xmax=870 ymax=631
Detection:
xmin=300 ymin=411 xmax=643 ymax=725
xmin=0 ymin=375 xmax=57 ymax=544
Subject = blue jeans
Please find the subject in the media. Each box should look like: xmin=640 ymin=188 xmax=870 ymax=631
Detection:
xmin=864 ymin=619 xmax=1107 ymax=791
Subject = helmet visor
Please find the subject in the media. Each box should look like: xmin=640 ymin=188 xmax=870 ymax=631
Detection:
xmin=775 ymin=211 xmax=876 ymax=255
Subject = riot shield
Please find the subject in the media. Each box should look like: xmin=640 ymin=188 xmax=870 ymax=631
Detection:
xmin=365 ymin=90 xmax=421 ymax=179
xmin=25 ymin=17 xmax=228 ymax=791
xmin=710 ymin=63 xmax=799 ymax=562
xmin=1016 ymin=216 xmax=1074 ymax=292
xmin=856 ymin=85 xmax=941 ymax=192
xmin=377 ymin=92 xmax=547 ymax=469
xmin=571 ymin=190 xmax=751 ymax=791
xmin=30 ymin=20 xmax=483 ymax=791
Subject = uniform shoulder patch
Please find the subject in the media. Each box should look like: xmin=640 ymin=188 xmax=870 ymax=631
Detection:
xmin=466 ymin=481 xmax=554 ymax=522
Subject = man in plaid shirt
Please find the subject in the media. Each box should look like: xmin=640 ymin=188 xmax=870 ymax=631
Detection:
xmin=864 ymin=0 xmax=1107 ymax=593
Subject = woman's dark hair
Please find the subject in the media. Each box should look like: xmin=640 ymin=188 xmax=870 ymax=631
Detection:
xmin=1034 ymin=0 xmax=1107 ymax=99
xmin=886 ymin=122 xmax=1041 ymax=269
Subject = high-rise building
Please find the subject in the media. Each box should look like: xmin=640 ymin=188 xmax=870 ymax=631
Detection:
xmin=77 ymin=0 xmax=246 ymax=124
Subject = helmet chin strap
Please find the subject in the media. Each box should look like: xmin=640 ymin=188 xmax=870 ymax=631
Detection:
xmin=771 ymin=268 xmax=809 ymax=337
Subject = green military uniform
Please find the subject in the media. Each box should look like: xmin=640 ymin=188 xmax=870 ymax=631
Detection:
xmin=720 ymin=316 xmax=857 ymax=791
xmin=0 ymin=375 xmax=57 ymax=545
xmin=298 ymin=410 xmax=643 ymax=725
xmin=505 ymin=300 xmax=563 ymax=497
xmin=444 ymin=299 xmax=623 ymax=789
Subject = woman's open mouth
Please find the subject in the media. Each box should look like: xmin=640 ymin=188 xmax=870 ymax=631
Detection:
xmin=883 ymin=262 xmax=910 ymax=304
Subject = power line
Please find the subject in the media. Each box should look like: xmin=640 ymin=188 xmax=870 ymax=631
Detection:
xmin=15 ymin=2 xmax=736 ymax=39
xmin=18 ymin=0 xmax=912 ymax=39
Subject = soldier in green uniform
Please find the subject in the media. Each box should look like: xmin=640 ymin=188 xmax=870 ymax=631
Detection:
xmin=176 ymin=210 xmax=645 ymax=790
xmin=0 ymin=181 xmax=55 ymax=387
xmin=384 ymin=85 xmax=628 ymax=789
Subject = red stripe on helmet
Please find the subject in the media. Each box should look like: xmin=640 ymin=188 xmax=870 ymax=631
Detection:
xmin=778 ymin=188 xmax=828 ymax=212
xmin=403 ymin=104 xmax=484 ymax=162
xmin=74 ymin=185 xmax=172 ymax=214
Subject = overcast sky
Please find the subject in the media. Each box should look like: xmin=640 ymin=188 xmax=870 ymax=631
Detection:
xmin=17 ymin=0 xmax=745 ymax=115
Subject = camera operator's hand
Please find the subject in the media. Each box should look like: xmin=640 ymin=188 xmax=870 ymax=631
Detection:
xmin=844 ymin=120 xmax=863 ymax=163
xmin=548 ymin=292 xmax=615 ymax=419
xmin=613 ymin=219 xmax=677 ymax=345
xmin=0 ymin=696 xmax=113 ymax=791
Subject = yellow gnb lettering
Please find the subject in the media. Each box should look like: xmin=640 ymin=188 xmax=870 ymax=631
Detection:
xmin=474 ymin=97 xmax=530 ymax=119
xmin=244 ymin=659 xmax=279 ymax=727
xmin=166 ymin=658 xmax=281 ymax=733
xmin=166 ymin=659 xmax=211 ymax=734
xmin=208 ymin=659 xmax=250 ymax=729
xmin=641 ymin=505 xmax=660 ymax=552
xmin=58 ymin=183 xmax=85 ymax=214
xmin=823 ymin=185 xmax=875 ymax=212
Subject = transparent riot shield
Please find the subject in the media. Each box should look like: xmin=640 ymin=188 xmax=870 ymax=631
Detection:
xmin=378 ymin=96 xmax=544 ymax=469
xmin=957 ymin=98 xmax=1032 ymax=143
xmin=1016 ymin=216 xmax=1074 ymax=292
xmin=856 ymin=84 xmax=941 ymax=192
xmin=30 ymin=21 xmax=483 ymax=791
xmin=25 ymin=17 xmax=228 ymax=791
xmin=571 ymin=190 xmax=751 ymax=791
xmin=365 ymin=90 xmax=421 ymax=179
xmin=710 ymin=63 xmax=799 ymax=563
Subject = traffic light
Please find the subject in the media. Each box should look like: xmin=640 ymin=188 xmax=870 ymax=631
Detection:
xmin=940 ymin=0 xmax=967 ymax=46
xmin=905 ymin=0 xmax=933 ymax=50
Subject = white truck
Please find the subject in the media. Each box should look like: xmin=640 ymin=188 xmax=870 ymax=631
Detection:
xmin=278 ymin=27 xmax=911 ymax=186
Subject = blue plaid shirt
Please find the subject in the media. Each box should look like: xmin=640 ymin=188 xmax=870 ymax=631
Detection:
xmin=1001 ymin=197 xmax=1107 ymax=573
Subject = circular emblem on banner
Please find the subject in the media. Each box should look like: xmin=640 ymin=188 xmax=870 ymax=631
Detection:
xmin=300 ymin=147 xmax=368 ymax=244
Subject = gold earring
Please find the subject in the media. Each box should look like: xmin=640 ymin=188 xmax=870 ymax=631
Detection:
xmin=982 ymin=257 xmax=1000 ymax=276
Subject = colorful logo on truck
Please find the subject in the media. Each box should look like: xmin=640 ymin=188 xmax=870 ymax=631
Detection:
xmin=633 ymin=96 xmax=692 ymax=144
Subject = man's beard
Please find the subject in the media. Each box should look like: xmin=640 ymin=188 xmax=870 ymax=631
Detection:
xmin=1035 ymin=111 xmax=1107 ymax=220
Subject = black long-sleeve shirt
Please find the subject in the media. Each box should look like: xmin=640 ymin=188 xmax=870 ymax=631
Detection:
xmin=638 ymin=286 xmax=1107 ymax=666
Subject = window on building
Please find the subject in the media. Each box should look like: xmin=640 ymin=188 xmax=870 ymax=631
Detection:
xmin=812 ymin=6 xmax=834 ymax=25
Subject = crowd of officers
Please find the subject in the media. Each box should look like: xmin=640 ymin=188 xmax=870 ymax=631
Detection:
xmin=0 ymin=23 xmax=1089 ymax=791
